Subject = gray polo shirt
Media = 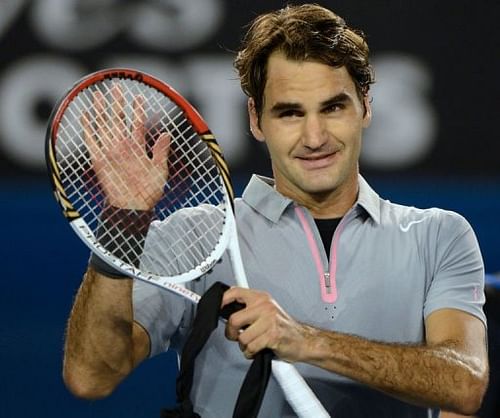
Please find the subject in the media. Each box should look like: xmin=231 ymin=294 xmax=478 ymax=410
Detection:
xmin=134 ymin=174 xmax=486 ymax=417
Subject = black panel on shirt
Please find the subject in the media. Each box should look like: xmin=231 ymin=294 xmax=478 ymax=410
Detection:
xmin=314 ymin=218 xmax=342 ymax=257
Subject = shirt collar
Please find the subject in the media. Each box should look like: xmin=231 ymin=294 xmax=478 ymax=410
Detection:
xmin=241 ymin=175 xmax=293 ymax=223
xmin=356 ymin=175 xmax=381 ymax=225
xmin=241 ymin=174 xmax=381 ymax=224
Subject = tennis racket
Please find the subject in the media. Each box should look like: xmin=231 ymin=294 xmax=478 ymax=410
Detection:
xmin=46 ymin=68 xmax=329 ymax=417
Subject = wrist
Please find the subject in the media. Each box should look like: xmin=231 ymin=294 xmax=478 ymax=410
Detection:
xmin=90 ymin=205 xmax=155 ymax=278
xmin=296 ymin=323 xmax=322 ymax=362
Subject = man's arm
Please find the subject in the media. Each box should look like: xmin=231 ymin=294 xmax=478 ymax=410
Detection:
xmin=63 ymin=268 xmax=150 ymax=399
xmin=223 ymin=289 xmax=488 ymax=415
xmin=62 ymin=85 xmax=170 ymax=399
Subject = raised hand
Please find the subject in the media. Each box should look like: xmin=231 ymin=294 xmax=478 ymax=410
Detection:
xmin=82 ymin=84 xmax=170 ymax=210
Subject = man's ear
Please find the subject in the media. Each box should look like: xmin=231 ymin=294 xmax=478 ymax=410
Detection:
xmin=248 ymin=98 xmax=265 ymax=142
xmin=362 ymin=94 xmax=372 ymax=128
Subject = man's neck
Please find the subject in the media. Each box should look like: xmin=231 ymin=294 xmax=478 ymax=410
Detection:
xmin=275 ymin=175 xmax=359 ymax=219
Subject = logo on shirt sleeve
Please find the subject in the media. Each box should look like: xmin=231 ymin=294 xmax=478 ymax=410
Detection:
xmin=399 ymin=217 xmax=429 ymax=232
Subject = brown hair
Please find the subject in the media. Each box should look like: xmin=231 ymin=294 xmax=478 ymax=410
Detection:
xmin=234 ymin=4 xmax=375 ymax=118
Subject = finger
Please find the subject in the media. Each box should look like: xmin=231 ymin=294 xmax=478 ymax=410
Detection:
xmin=237 ymin=311 xmax=273 ymax=347
xmin=94 ymin=90 xmax=111 ymax=149
xmin=234 ymin=320 xmax=275 ymax=359
xmin=241 ymin=343 xmax=256 ymax=360
xmin=224 ymin=303 xmax=253 ymax=341
xmin=110 ymin=83 xmax=127 ymax=143
xmin=81 ymin=110 xmax=92 ymax=144
xmin=241 ymin=334 xmax=271 ymax=359
xmin=152 ymin=133 xmax=171 ymax=175
xmin=221 ymin=286 xmax=255 ymax=308
xmin=235 ymin=340 xmax=255 ymax=360
xmin=225 ymin=302 xmax=264 ymax=342
xmin=225 ymin=322 xmax=240 ymax=341
xmin=131 ymin=95 xmax=146 ymax=149
xmin=81 ymin=112 xmax=101 ymax=165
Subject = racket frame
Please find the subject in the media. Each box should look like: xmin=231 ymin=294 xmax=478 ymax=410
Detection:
xmin=46 ymin=68 xmax=235 ymax=286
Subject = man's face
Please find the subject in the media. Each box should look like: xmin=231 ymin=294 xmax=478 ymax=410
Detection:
xmin=249 ymin=51 xmax=371 ymax=206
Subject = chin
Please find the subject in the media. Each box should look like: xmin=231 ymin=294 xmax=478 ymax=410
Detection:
xmin=301 ymin=180 xmax=340 ymax=196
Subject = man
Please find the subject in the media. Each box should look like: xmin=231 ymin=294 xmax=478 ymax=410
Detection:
xmin=63 ymin=4 xmax=488 ymax=417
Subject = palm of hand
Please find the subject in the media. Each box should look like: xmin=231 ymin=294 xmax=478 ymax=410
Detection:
xmin=82 ymin=85 xmax=170 ymax=210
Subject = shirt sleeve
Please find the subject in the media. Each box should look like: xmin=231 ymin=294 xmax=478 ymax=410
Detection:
xmin=132 ymin=217 xmax=196 ymax=358
xmin=131 ymin=202 xmax=242 ymax=357
xmin=132 ymin=209 xmax=234 ymax=358
xmin=423 ymin=210 xmax=487 ymax=325
xmin=133 ymin=279 xmax=194 ymax=357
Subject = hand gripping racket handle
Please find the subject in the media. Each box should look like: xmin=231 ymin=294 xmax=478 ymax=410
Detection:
xmin=228 ymin=234 xmax=330 ymax=417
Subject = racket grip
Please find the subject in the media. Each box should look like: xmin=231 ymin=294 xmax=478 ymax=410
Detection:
xmin=271 ymin=360 xmax=330 ymax=418
xmin=227 ymin=232 xmax=328 ymax=415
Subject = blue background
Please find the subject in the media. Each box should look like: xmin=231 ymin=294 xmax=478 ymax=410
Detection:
xmin=1 ymin=175 xmax=499 ymax=417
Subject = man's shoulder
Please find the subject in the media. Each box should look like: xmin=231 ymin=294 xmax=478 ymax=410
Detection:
xmin=379 ymin=198 xmax=472 ymax=236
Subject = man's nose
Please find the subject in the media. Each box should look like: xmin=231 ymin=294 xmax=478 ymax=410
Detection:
xmin=301 ymin=114 xmax=327 ymax=149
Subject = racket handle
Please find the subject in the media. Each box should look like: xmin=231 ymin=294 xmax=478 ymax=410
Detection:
xmin=271 ymin=360 xmax=330 ymax=418
xmin=228 ymin=235 xmax=328 ymax=415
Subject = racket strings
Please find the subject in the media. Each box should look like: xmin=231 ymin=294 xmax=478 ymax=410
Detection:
xmin=55 ymin=78 xmax=229 ymax=276
xmin=142 ymin=213 xmax=222 ymax=274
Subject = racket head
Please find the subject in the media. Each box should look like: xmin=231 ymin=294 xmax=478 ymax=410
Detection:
xmin=46 ymin=68 xmax=236 ymax=285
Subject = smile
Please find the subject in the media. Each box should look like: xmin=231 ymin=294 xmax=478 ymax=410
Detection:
xmin=296 ymin=151 xmax=339 ymax=170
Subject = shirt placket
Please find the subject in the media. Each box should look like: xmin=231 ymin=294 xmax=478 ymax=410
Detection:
xmin=294 ymin=205 xmax=353 ymax=304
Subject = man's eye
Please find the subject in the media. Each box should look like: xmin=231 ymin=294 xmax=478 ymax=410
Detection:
xmin=279 ymin=110 xmax=302 ymax=118
xmin=323 ymin=103 xmax=343 ymax=113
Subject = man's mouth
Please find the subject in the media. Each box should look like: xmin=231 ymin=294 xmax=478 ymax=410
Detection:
xmin=296 ymin=151 xmax=339 ymax=169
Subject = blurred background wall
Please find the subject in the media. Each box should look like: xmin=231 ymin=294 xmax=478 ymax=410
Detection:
xmin=1 ymin=0 xmax=498 ymax=417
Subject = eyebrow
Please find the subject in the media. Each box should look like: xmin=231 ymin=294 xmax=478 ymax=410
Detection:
xmin=269 ymin=92 xmax=353 ymax=115
xmin=269 ymin=102 xmax=302 ymax=115
xmin=320 ymin=93 xmax=352 ymax=109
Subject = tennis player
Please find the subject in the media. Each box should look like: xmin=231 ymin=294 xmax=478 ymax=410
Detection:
xmin=62 ymin=4 xmax=488 ymax=417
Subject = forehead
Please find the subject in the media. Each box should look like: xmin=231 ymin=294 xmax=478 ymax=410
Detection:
xmin=263 ymin=51 xmax=357 ymax=105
